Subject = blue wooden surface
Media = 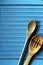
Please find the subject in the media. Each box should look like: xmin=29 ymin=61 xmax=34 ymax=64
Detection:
xmin=0 ymin=0 xmax=43 ymax=4
xmin=0 ymin=0 xmax=43 ymax=65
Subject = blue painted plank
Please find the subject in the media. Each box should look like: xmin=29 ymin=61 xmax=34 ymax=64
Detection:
xmin=0 ymin=4 xmax=43 ymax=65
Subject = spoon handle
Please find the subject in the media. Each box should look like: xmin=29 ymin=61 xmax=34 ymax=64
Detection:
xmin=18 ymin=40 xmax=27 ymax=65
xmin=18 ymin=33 xmax=31 ymax=65
xmin=23 ymin=55 xmax=32 ymax=65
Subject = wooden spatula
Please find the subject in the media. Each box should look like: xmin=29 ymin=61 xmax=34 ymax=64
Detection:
xmin=24 ymin=35 xmax=43 ymax=65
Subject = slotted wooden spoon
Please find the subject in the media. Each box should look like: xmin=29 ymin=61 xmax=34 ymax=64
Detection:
xmin=18 ymin=20 xmax=36 ymax=65
xmin=24 ymin=35 xmax=43 ymax=65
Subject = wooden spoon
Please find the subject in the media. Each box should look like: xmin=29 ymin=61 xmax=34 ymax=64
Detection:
xmin=24 ymin=35 xmax=43 ymax=65
xmin=18 ymin=20 xmax=36 ymax=65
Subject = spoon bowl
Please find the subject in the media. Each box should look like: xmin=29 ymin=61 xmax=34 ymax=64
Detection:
xmin=26 ymin=20 xmax=36 ymax=40
xmin=29 ymin=35 xmax=43 ymax=55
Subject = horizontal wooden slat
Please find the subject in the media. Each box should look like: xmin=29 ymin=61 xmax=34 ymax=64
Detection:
xmin=0 ymin=5 xmax=43 ymax=65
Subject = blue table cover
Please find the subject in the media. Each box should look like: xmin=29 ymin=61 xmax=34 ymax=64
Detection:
xmin=0 ymin=0 xmax=43 ymax=65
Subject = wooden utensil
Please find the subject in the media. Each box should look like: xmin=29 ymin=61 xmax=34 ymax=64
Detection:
xmin=18 ymin=20 xmax=36 ymax=65
xmin=24 ymin=35 xmax=43 ymax=65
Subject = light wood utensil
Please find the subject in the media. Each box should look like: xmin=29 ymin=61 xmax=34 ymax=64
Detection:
xmin=24 ymin=35 xmax=43 ymax=65
xmin=42 ymin=38 xmax=43 ymax=44
xmin=18 ymin=20 xmax=36 ymax=65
